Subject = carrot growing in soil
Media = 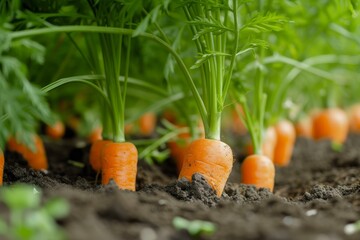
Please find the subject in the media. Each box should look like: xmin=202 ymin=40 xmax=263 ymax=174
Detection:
xmin=7 ymin=135 xmax=48 ymax=170
xmin=273 ymin=119 xmax=296 ymax=167
xmin=312 ymin=108 xmax=349 ymax=144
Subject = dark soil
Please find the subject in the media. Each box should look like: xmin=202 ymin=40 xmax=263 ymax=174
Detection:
xmin=2 ymin=134 xmax=360 ymax=240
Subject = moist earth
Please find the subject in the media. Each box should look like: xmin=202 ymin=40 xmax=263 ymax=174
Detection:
xmin=2 ymin=135 xmax=360 ymax=240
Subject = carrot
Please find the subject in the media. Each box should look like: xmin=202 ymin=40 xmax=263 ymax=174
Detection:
xmin=139 ymin=112 xmax=157 ymax=136
xmin=273 ymin=120 xmax=296 ymax=167
xmin=0 ymin=150 xmax=4 ymax=185
xmin=232 ymin=104 xmax=247 ymax=135
xmin=348 ymin=104 xmax=360 ymax=133
xmin=7 ymin=135 xmax=48 ymax=170
xmin=88 ymin=127 xmax=103 ymax=143
xmin=45 ymin=121 xmax=65 ymax=140
xmin=168 ymin=129 xmax=191 ymax=172
xmin=89 ymin=139 xmax=112 ymax=172
xmin=245 ymin=126 xmax=277 ymax=161
xmin=294 ymin=116 xmax=313 ymax=138
xmin=241 ymin=154 xmax=275 ymax=191
xmin=179 ymin=139 xmax=233 ymax=197
xmin=312 ymin=108 xmax=349 ymax=144
xmin=101 ymin=142 xmax=138 ymax=191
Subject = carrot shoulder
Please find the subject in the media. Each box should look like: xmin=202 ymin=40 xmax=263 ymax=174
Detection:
xmin=101 ymin=142 xmax=138 ymax=191
xmin=0 ymin=150 xmax=4 ymax=185
xmin=178 ymin=139 xmax=233 ymax=197
xmin=7 ymin=135 xmax=48 ymax=170
xmin=241 ymin=154 xmax=275 ymax=192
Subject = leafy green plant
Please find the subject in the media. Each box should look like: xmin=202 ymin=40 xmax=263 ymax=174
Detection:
xmin=172 ymin=216 xmax=216 ymax=238
xmin=0 ymin=184 xmax=70 ymax=240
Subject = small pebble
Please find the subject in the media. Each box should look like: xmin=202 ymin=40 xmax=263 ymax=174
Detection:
xmin=305 ymin=209 xmax=318 ymax=216
xmin=140 ymin=227 xmax=157 ymax=240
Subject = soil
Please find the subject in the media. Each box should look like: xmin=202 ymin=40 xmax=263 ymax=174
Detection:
xmin=2 ymin=133 xmax=360 ymax=240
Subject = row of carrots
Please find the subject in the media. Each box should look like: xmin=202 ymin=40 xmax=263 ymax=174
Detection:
xmin=0 ymin=104 xmax=358 ymax=194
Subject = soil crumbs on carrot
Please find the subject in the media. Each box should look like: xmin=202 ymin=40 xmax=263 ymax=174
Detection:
xmin=2 ymin=135 xmax=360 ymax=240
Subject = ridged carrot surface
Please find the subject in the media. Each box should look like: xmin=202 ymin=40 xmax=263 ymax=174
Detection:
xmin=7 ymin=135 xmax=48 ymax=170
xmin=273 ymin=120 xmax=296 ymax=167
xmin=89 ymin=139 xmax=112 ymax=172
xmin=102 ymin=142 xmax=138 ymax=191
xmin=179 ymin=139 xmax=233 ymax=197
xmin=241 ymin=154 xmax=275 ymax=191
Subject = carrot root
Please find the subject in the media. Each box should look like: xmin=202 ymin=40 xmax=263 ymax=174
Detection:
xmin=241 ymin=154 xmax=275 ymax=192
xmin=89 ymin=139 xmax=112 ymax=172
xmin=101 ymin=142 xmax=138 ymax=191
xmin=7 ymin=135 xmax=48 ymax=170
xmin=178 ymin=138 xmax=233 ymax=197
xmin=273 ymin=120 xmax=296 ymax=167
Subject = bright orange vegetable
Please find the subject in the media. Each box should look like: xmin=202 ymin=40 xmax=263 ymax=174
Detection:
xmin=139 ymin=112 xmax=157 ymax=136
xmin=102 ymin=142 xmax=138 ymax=191
xmin=88 ymin=127 xmax=103 ymax=143
xmin=241 ymin=154 xmax=275 ymax=191
xmin=348 ymin=104 xmax=360 ymax=133
xmin=0 ymin=150 xmax=4 ymax=185
xmin=7 ymin=135 xmax=48 ymax=170
xmin=273 ymin=120 xmax=296 ymax=167
xmin=45 ymin=121 xmax=65 ymax=140
xmin=89 ymin=139 xmax=112 ymax=172
xmin=168 ymin=127 xmax=191 ymax=172
xmin=312 ymin=108 xmax=349 ymax=144
xmin=179 ymin=139 xmax=233 ymax=197
xmin=295 ymin=117 xmax=313 ymax=138
xmin=245 ymin=126 xmax=277 ymax=161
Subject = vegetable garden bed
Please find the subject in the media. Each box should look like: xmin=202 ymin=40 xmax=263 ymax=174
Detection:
xmin=2 ymin=134 xmax=360 ymax=240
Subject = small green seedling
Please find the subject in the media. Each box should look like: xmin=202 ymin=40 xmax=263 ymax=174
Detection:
xmin=172 ymin=216 xmax=216 ymax=238
xmin=331 ymin=141 xmax=343 ymax=152
xmin=0 ymin=184 xmax=70 ymax=240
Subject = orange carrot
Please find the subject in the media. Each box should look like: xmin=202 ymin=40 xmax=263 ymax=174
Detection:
xmin=0 ymin=150 xmax=4 ymax=185
xmin=88 ymin=127 xmax=103 ymax=143
xmin=7 ymin=135 xmax=48 ymax=170
xmin=348 ymin=104 xmax=360 ymax=133
xmin=273 ymin=120 xmax=296 ymax=167
xmin=232 ymin=104 xmax=247 ymax=135
xmin=46 ymin=121 xmax=65 ymax=140
xmin=245 ymin=126 xmax=277 ymax=161
xmin=89 ymin=139 xmax=112 ymax=172
xmin=312 ymin=108 xmax=349 ymax=144
xmin=168 ymin=129 xmax=191 ymax=172
xmin=101 ymin=142 xmax=138 ymax=191
xmin=139 ymin=112 xmax=157 ymax=136
xmin=179 ymin=139 xmax=233 ymax=197
xmin=241 ymin=154 xmax=275 ymax=191
xmin=294 ymin=117 xmax=313 ymax=138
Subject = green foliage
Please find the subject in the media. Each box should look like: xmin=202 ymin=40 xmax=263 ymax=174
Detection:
xmin=172 ymin=216 xmax=216 ymax=237
xmin=0 ymin=184 xmax=69 ymax=240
